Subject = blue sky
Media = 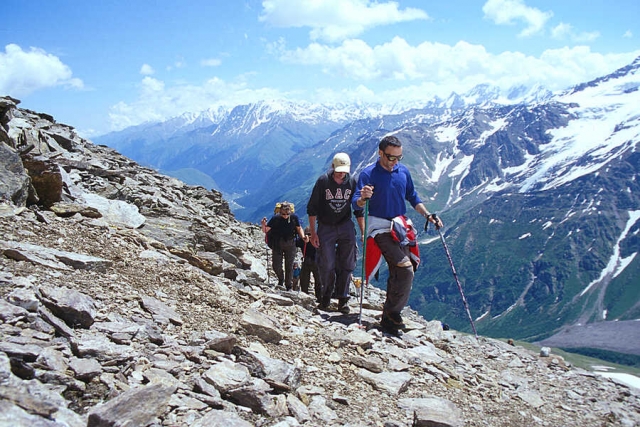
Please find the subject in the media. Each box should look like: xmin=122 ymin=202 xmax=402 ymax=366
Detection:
xmin=2 ymin=0 xmax=639 ymax=137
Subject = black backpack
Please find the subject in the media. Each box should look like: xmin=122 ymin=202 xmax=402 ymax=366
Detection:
xmin=266 ymin=229 xmax=278 ymax=250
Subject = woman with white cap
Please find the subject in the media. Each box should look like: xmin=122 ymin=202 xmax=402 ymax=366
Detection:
xmin=306 ymin=153 xmax=363 ymax=314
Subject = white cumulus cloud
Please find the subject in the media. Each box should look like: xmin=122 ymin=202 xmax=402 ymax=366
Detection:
xmin=140 ymin=64 xmax=155 ymax=75
xmin=551 ymin=23 xmax=600 ymax=42
xmin=0 ymin=44 xmax=83 ymax=97
xmin=279 ymin=37 xmax=640 ymax=97
xmin=260 ymin=0 xmax=429 ymax=42
xmin=108 ymin=37 xmax=640 ymax=132
xmin=482 ymin=0 xmax=553 ymax=37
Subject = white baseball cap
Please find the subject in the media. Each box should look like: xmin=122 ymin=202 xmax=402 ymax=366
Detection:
xmin=332 ymin=152 xmax=351 ymax=173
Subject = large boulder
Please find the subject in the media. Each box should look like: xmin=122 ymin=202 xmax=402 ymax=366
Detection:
xmin=0 ymin=143 xmax=30 ymax=208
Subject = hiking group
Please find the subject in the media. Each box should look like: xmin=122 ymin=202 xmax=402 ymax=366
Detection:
xmin=262 ymin=135 xmax=442 ymax=335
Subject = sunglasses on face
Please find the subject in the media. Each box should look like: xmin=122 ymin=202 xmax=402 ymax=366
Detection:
xmin=280 ymin=210 xmax=290 ymax=215
xmin=383 ymin=152 xmax=403 ymax=162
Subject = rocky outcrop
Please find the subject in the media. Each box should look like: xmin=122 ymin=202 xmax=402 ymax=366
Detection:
xmin=0 ymin=96 xmax=639 ymax=426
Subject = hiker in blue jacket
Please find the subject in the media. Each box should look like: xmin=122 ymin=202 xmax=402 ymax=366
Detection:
xmin=353 ymin=135 xmax=442 ymax=333
xmin=292 ymin=261 xmax=301 ymax=291
xmin=307 ymin=153 xmax=363 ymax=314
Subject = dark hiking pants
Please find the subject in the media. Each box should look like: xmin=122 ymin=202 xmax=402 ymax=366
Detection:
xmin=272 ymin=238 xmax=297 ymax=290
xmin=374 ymin=232 xmax=414 ymax=315
xmin=317 ymin=220 xmax=357 ymax=305
xmin=300 ymin=258 xmax=320 ymax=297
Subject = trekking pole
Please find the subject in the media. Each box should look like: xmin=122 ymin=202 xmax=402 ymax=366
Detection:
xmin=300 ymin=241 xmax=307 ymax=295
xmin=428 ymin=214 xmax=478 ymax=339
xmin=262 ymin=217 xmax=271 ymax=286
xmin=266 ymin=245 xmax=271 ymax=286
xmin=358 ymin=199 xmax=369 ymax=327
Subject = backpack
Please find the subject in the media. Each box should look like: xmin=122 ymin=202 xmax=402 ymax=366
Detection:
xmin=266 ymin=230 xmax=277 ymax=250
xmin=274 ymin=201 xmax=295 ymax=214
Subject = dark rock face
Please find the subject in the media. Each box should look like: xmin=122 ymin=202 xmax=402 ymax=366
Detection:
xmin=1 ymin=98 xmax=639 ymax=426
xmin=0 ymin=142 xmax=31 ymax=207
xmin=21 ymin=157 xmax=64 ymax=208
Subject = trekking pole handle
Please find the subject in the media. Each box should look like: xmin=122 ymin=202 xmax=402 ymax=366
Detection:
xmin=424 ymin=213 xmax=441 ymax=231
xmin=360 ymin=185 xmax=373 ymax=203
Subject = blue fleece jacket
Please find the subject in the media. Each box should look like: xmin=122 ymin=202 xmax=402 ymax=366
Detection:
xmin=353 ymin=160 xmax=422 ymax=219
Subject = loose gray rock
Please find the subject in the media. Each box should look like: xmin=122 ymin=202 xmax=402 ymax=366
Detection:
xmin=87 ymin=383 xmax=176 ymax=427
xmin=357 ymin=369 xmax=413 ymax=395
xmin=240 ymin=309 xmax=284 ymax=343
xmin=399 ymin=396 xmax=463 ymax=427
xmin=39 ymin=285 xmax=98 ymax=328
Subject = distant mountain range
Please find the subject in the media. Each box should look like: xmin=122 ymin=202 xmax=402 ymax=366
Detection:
xmin=94 ymin=58 xmax=640 ymax=353
xmin=94 ymin=83 xmax=552 ymax=209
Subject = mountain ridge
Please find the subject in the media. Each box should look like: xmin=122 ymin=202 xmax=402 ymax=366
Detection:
xmin=92 ymin=82 xmax=552 ymax=197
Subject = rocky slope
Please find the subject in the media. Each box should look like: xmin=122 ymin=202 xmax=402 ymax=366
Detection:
xmin=1 ymin=96 xmax=639 ymax=426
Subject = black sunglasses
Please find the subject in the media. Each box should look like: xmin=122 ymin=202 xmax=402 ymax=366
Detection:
xmin=383 ymin=152 xmax=403 ymax=162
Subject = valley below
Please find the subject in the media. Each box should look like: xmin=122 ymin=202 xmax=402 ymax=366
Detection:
xmin=536 ymin=319 xmax=640 ymax=356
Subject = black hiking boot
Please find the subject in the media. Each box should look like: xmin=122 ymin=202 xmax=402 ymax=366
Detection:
xmin=314 ymin=302 xmax=330 ymax=314
xmin=379 ymin=317 xmax=401 ymax=336
xmin=338 ymin=299 xmax=350 ymax=314
xmin=381 ymin=311 xmax=406 ymax=330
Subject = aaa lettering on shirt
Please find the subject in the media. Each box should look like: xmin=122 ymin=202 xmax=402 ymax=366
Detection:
xmin=324 ymin=188 xmax=352 ymax=213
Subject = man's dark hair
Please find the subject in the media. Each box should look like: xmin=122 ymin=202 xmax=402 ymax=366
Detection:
xmin=379 ymin=135 xmax=402 ymax=151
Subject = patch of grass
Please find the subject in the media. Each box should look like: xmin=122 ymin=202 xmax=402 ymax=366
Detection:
xmin=557 ymin=347 xmax=640 ymax=369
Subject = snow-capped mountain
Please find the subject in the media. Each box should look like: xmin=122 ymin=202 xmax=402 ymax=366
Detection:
xmin=403 ymin=57 xmax=639 ymax=342
xmin=413 ymin=58 xmax=638 ymax=344
xmin=93 ymin=83 xmax=547 ymax=198
xmin=95 ymin=100 xmax=359 ymax=196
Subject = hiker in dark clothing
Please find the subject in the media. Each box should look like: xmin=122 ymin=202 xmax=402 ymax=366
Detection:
xmin=307 ymin=153 xmax=363 ymax=314
xmin=261 ymin=202 xmax=308 ymax=290
xmin=296 ymin=227 xmax=321 ymax=299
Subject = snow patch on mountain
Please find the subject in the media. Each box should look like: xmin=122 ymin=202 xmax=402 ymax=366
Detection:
xmin=580 ymin=210 xmax=640 ymax=297
xmin=448 ymin=155 xmax=474 ymax=178
xmin=481 ymin=117 xmax=507 ymax=140
xmin=433 ymin=125 xmax=460 ymax=143
xmin=517 ymin=69 xmax=640 ymax=193
xmin=463 ymin=84 xmax=501 ymax=105
xmin=445 ymin=155 xmax=475 ymax=205
xmin=429 ymin=152 xmax=456 ymax=183
xmin=482 ymin=178 xmax=510 ymax=194
xmin=177 ymin=106 xmax=228 ymax=126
